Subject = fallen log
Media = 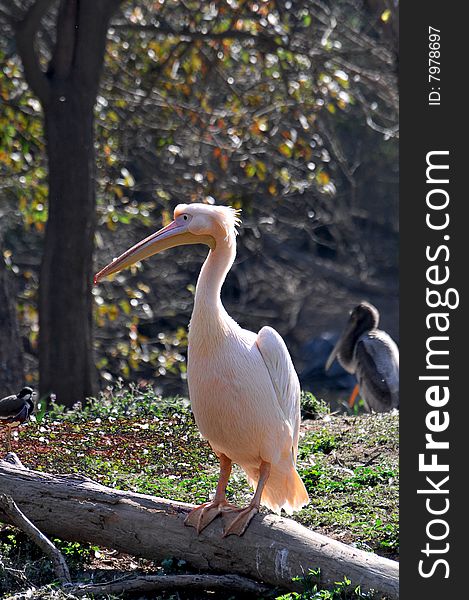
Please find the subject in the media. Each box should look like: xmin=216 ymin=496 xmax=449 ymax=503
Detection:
xmin=0 ymin=460 xmax=399 ymax=598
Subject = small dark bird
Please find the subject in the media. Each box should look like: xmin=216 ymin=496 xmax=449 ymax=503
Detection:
xmin=0 ymin=387 xmax=35 ymax=453
xmin=325 ymin=303 xmax=399 ymax=412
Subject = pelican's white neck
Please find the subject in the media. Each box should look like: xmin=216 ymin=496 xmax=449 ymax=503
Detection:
xmin=195 ymin=236 xmax=235 ymax=310
xmin=189 ymin=234 xmax=237 ymax=342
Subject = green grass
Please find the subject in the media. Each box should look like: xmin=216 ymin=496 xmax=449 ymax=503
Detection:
xmin=298 ymin=430 xmax=337 ymax=458
xmin=1 ymin=385 xmax=399 ymax=599
xmin=277 ymin=568 xmax=376 ymax=599
xmin=295 ymin=413 xmax=399 ymax=555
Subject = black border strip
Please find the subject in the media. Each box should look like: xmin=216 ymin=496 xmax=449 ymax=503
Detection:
xmin=400 ymin=3 xmax=465 ymax=597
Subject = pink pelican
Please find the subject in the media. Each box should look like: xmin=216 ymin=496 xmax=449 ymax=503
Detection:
xmin=95 ymin=204 xmax=309 ymax=536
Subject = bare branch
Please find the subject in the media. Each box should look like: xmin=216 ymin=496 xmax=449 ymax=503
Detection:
xmin=110 ymin=21 xmax=278 ymax=46
xmin=0 ymin=493 xmax=72 ymax=584
xmin=70 ymin=574 xmax=270 ymax=597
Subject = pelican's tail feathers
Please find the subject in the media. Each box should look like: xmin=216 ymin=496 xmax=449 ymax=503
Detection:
xmin=245 ymin=464 xmax=309 ymax=515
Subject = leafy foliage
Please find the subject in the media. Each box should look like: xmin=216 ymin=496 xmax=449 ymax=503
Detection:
xmin=301 ymin=391 xmax=330 ymax=419
xmin=89 ymin=0 xmax=397 ymax=392
xmin=0 ymin=45 xmax=45 ymax=371
xmin=0 ymin=1 xmax=398 ymax=399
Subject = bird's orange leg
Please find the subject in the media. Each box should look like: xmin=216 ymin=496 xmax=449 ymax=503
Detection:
xmin=348 ymin=384 xmax=360 ymax=408
xmin=184 ymin=453 xmax=236 ymax=533
xmin=222 ymin=460 xmax=271 ymax=537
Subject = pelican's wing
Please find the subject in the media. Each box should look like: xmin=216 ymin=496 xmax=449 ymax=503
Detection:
xmin=355 ymin=330 xmax=399 ymax=411
xmin=256 ymin=326 xmax=301 ymax=461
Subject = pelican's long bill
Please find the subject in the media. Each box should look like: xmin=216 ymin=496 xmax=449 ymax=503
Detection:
xmin=94 ymin=219 xmax=212 ymax=284
xmin=325 ymin=342 xmax=340 ymax=372
xmin=325 ymin=323 xmax=353 ymax=372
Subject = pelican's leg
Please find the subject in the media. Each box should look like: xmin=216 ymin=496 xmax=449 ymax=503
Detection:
xmin=348 ymin=384 xmax=360 ymax=408
xmin=222 ymin=460 xmax=271 ymax=537
xmin=185 ymin=453 xmax=236 ymax=533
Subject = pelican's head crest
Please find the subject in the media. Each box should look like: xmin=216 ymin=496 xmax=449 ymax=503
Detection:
xmin=174 ymin=203 xmax=242 ymax=245
xmin=213 ymin=205 xmax=242 ymax=241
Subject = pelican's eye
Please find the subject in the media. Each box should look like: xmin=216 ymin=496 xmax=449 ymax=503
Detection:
xmin=177 ymin=213 xmax=192 ymax=225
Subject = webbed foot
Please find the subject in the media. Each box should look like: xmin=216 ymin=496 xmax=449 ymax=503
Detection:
xmin=222 ymin=504 xmax=259 ymax=536
xmin=184 ymin=500 xmax=237 ymax=533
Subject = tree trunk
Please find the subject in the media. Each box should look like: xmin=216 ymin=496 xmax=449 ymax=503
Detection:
xmin=12 ymin=0 xmax=121 ymax=407
xmin=0 ymin=251 xmax=25 ymax=394
xmin=39 ymin=87 xmax=97 ymax=405
xmin=0 ymin=461 xmax=399 ymax=599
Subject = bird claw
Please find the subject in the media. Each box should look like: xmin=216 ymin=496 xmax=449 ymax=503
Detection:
xmin=222 ymin=505 xmax=258 ymax=537
xmin=184 ymin=501 xmax=232 ymax=533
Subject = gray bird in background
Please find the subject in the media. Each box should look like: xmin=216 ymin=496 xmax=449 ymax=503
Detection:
xmin=325 ymin=303 xmax=399 ymax=412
